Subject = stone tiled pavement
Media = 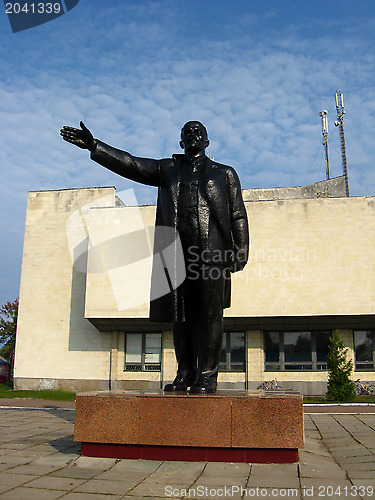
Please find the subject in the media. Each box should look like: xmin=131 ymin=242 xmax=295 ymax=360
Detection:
xmin=0 ymin=406 xmax=374 ymax=499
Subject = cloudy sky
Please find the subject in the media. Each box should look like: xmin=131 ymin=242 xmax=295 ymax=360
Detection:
xmin=1 ymin=0 xmax=375 ymax=306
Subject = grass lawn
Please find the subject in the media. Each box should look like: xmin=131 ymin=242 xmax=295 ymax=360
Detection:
xmin=303 ymin=395 xmax=375 ymax=404
xmin=0 ymin=384 xmax=76 ymax=401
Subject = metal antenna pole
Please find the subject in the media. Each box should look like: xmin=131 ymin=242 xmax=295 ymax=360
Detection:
xmin=334 ymin=90 xmax=349 ymax=196
xmin=319 ymin=110 xmax=330 ymax=180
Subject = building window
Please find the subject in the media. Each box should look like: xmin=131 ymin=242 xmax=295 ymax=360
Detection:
xmin=219 ymin=332 xmax=246 ymax=372
xmin=124 ymin=333 xmax=162 ymax=371
xmin=354 ymin=330 xmax=375 ymax=370
xmin=264 ymin=331 xmax=330 ymax=371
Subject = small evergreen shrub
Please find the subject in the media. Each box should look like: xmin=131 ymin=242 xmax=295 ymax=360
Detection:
xmin=326 ymin=331 xmax=355 ymax=402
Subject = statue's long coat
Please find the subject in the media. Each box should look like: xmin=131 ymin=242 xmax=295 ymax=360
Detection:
xmin=91 ymin=141 xmax=249 ymax=323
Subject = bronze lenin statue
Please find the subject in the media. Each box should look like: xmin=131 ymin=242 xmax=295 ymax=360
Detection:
xmin=60 ymin=121 xmax=249 ymax=393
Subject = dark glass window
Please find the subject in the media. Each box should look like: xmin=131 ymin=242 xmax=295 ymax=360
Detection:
xmin=316 ymin=331 xmax=330 ymax=370
xmin=264 ymin=331 xmax=280 ymax=371
xmin=354 ymin=331 xmax=375 ymax=370
xmin=264 ymin=331 xmax=330 ymax=371
xmin=284 ymin=331 xmax=312 ymax=370
xmin=124 ymin=333 xmax=162 ymax=371
xmin=219 ymin=332 xmax=245 ymax=372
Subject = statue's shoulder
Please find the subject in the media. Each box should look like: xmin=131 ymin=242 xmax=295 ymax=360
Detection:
xmin=209 ymin=159 xmax=229 ymax=169
xmin=207 ymin=158 xmax=237 ymax=174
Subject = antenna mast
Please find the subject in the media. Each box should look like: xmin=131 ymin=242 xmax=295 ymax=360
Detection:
xmin=319 ymin=110 xmax=330 ymax=180
xmin=334 ymin=90 xmax=349 ymax=196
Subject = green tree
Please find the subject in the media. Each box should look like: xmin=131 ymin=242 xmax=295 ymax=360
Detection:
xmin=326 ymin=330 xmax=355 ymax=401
xmin=0 ymin=298 xmax=18 ymax=385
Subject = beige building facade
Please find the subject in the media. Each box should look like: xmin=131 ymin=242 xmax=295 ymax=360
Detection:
xmin=14 ymin=180 xmax=375 ymax=394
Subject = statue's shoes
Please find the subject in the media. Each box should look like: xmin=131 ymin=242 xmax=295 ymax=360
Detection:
xmin=164 ymin=373 xmax=194 ymax=392
xmin=189 ymin=378 xmax=217 ymax=394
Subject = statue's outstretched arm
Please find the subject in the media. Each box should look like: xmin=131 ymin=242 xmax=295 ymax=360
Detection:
xmin=60 ymin=121 xmax=161 ymax=187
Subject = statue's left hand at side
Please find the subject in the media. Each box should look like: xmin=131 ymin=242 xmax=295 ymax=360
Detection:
xmin=60 ymin=121 xmax=97 ymax=152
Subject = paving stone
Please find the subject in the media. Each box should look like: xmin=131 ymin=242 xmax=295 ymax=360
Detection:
xmin=0 ymin=449 xmax=12 ymax=455
xmin=48 ymin=494 xmax=122 ymax=500
xmin=0 ymin=487 xmax=65 ymax=499
xmin=0 ymin=455 xmax=34 ymax=467
xmin=0 ymin=464 xmax=16 ymax=472
xmin=31 ymin=453 xmax=78 ymax=467
xmin=203 ymin=462 xmax=250 ymax=476
xmin=155 ymin=460 xmax=205 ymax=476
xmin=73 ymin=478 xmax=137 ymax=495
xmin=331 ymin=447 xmax=373 ymax=458
xmin=0 ymin=485 xmax=15 ymax=495
xmin=49 ymin=468 xmax=103 ymax=479
xmin=0 ymin=472 xmax=39 ymax=486
xmin=23 ymin=476 xmax=86 ymax=491
xmin=95 ymin=470 xmax=153 ymax=482
xmin=150 ymin=472 xmax=202 ymax=485
xmin=343 ymin=462 xmax=375 ymax=471
xmin=150 ymin=462 xmax=204 ymax=486
xmin=358 ymin=439 xmax=375 ymax=447
xmin=299 ymin=463 xmax=347 ymax=479
xmin=300 ymin=445 xmax=332 ymax=458
xmin=67 ymin=456 xmax=116 ymax=470
xmin=4 ymin=464 xmax=62 ymax=475
xmin=346 ymin=470 xmax=375 ymax=479
xmin=108 ymin=459 xmax=162 ymax=474
xmin=336 ymin=455 xmax=375 ymax=464
xmin=6 ymin=449 xmax=56 ymax=458
xmin=247 ymin=464 xmax=299 ymax=488
xmin=326 ymin=442 xmax=362 ymax=451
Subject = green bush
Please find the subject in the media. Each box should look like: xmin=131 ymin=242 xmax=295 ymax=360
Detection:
xmin=326 ymin=331 xmax=355 ymax=402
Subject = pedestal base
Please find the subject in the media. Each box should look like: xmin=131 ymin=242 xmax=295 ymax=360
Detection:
xmin=74 ymin=390 xmax=304 ymax=464
xmin=81 ymin=443 xmax=299 ymax=464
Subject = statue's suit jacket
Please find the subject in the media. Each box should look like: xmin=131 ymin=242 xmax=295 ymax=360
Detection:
xmin=91 ymin=140 xmax=249 ymax=323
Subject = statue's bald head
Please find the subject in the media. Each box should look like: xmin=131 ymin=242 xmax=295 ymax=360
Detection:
xmin=180 ymin=121 xmax=209 ymax=153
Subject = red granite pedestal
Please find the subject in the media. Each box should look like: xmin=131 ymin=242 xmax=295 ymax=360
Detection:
xmin=74 ymin=390 xmax=304 ymax=463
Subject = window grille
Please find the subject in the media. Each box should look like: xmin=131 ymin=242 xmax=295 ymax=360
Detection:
xmin=124 ymin=333 xmax=162 ymax=371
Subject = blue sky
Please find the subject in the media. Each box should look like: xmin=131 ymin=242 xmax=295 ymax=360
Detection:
xmin=1 ymin=0 xmax=375 ymax=306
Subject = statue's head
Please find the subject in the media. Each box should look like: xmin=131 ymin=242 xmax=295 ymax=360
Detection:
xmin=180 ymin=121 xmax=209 ymax=153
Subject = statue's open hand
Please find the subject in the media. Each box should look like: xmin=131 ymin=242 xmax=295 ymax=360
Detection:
xmin=60 ymin=121 xmax=96 ymax=151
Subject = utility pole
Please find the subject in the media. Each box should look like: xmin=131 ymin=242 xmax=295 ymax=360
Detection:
xmin=319 ymin=110 xmax=330 ymax=180
xmin=334 ymin=90 xmax=349 ymax=196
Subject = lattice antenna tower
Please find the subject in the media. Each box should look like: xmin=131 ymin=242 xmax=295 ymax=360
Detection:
xmin=319 ymin=110 xmax=330 ymax=180
xmin=334 ymin=90 xmax=349 ymax=196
